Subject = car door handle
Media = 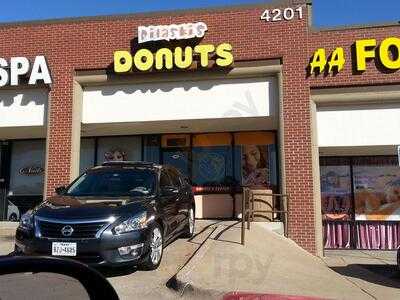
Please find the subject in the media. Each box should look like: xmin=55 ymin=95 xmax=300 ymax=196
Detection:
xmin=0 ymin=178 xmax=5 ymax=183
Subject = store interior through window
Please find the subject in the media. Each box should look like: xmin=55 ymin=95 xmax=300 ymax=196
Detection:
xmin=320 ymin=156 xmax=400 ymax=250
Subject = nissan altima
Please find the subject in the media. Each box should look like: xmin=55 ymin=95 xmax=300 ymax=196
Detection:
xmin=14 ymin=161 xmax=195 ymax=270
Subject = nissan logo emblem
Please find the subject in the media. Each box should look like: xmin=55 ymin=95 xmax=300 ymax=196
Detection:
xmin=61 ymin=225 xmax=74 ymax=237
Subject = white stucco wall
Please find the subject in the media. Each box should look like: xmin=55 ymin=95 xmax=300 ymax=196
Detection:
xmin=0 ymin=89 xmax=48 ymax=128
xmin=317 ymin=104 xmax=400 ymax=147
xmin=82 ymin=77 xmax=277 ymax=124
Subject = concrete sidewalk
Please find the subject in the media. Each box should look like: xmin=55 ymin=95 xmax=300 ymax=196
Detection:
xmin=0 ymin=222 xmax=17 ymax=256
xmin=171 ymin=222 xmax=400 ymax=299
xmin=323 ymin=250 xmax=400 ymax=300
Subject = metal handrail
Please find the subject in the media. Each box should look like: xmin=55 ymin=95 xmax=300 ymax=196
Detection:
xmin=241 ymin=187 xmax=289 ymax=245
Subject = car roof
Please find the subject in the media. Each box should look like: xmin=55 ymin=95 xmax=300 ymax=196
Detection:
xmin=86 ymin=161 xmax=184 ymax=176
xmin=100 ymin=161 xmax=160 ymax=168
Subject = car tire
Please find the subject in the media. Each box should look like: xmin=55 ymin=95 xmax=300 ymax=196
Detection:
xmin=182 ymin=207 xmax=195 ymax=239
xmin=139 ymin=223 xmax=163 ymax=271
xmin=13 ymin=244 xmax=22 ymax=256
xmin=8 ymin=213 xmax=18 ymax=222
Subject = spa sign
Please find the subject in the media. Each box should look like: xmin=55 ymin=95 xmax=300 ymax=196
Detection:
xmin=309 ymin=37 xmax=400 ymax=75
xmin=114 ymin=22 xmax=234 ymax=73
xmin=0 ymin=56 xmax=52 ymax=87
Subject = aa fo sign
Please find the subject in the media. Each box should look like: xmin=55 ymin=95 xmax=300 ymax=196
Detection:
xmin=309 ymin=37 xmax=400 ymax=74
xmin=0 ymin=56 xmax=52 ymax=87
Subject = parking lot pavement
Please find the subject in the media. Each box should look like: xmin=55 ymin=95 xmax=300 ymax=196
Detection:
xmin=0 ymin=220 xmax=219 ymax=300
xmin=103 ymin=220 xmax=218 ymax=299
xmin=0 ymin=273 xmax=89 ymax=300
xmin=103 ymin=237 xmax=199 ymax=299
xmin=0 ymin=236 xmax=198 ymax=300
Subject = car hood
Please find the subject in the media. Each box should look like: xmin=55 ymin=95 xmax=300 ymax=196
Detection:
xmin=34 ymin=195 xmax=150 ymax=220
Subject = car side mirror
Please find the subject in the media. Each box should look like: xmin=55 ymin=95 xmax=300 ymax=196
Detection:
xmin=55 ymin=186 xmax=67 ymax=195
xmin=161 ymin=186 xmax=178 ymax=196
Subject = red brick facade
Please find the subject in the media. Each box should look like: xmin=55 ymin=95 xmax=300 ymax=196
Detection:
xmin=1 ymin=0 xmax=400 ymax=254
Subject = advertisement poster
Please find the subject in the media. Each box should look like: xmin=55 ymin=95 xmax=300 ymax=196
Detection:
xmin=104 ymin=148 xmax=127 ymax=161
xmin=320 ymin=166 xmax=352 ymax=221
xmin=241 ymin=145 xmax=268 ymax=187
xmin=193 ymin=150 xmax=227 ymax=186
xmin=354 ymin=165 xmax=400 ymax=221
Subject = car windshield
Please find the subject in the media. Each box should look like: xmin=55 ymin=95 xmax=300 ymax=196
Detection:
xmin=65 ymin=168 xmax=157 ymax=197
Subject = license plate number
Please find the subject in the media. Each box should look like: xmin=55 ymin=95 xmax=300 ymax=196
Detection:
xmin=52 ymin=242 xmax=77 ymax=256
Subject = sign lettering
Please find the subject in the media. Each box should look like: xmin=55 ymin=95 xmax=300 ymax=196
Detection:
xmin=138 ymin=22 xmax=208 ymax=44
xmin=114 ymin=43 xmax=233 ymax=73
xmin=309 ymin=37 xmax=400 ymax=75
xmin=0 ymin=56 xmax=52 ymax=87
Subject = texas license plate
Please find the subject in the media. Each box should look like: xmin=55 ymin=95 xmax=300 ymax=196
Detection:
xmin=52 ymin=242 xmax=77 ymax=256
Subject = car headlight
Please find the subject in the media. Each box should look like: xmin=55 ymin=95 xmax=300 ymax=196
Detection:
xmin=113 ymin=212 xmax=147 ymax=235
xmin=19 ymin=211 xmax=33 ymax=229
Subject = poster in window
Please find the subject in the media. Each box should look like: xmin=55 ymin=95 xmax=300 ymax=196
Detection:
xmin=192 ymin=148 xmax=231 ymax=186
xmin=104 ymin=149 xmax=127 ymax=161
xmin=241 ymin=145 xmax=268 ymax=187
xmin=320 ymin=166 xmax=352 ymax=221
xmin=97 ymin=136 xmax=141 ymax=164
xmin=354 ymin=165 xmax=400 ymax=221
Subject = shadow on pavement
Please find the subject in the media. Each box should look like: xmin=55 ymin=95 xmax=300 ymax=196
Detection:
xmin=187 ymin=220 xmax=222 ymax=244
xmin=213 ymin=221 xmax=241 ymax=244
xmin=330 ymin=264 xmax=400 ymax=289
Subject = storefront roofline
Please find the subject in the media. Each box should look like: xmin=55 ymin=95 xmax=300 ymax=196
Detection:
xmin=311 ymin=84 xmax=400 ymax=106
xmin=0 ymin=1 xmax=398 ymax=32
xmin=0 ymin=0 xmax=310 ymax=29
xmin=312 ymin=21 xmax=400 ymax=33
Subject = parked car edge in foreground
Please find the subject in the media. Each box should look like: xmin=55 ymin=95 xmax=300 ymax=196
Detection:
xmin=14 ymin=161 xmax=195 ymax=270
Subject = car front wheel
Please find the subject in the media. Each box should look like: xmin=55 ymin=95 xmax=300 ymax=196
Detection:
xmin=140 ymin=224 xmax=163 ymax=270
xmin=8 ymin=213 xmax=18 ymax=222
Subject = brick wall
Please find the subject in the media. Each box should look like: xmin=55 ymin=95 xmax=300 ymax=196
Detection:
xmin=1 ymin=0 xmax=400 ymax=254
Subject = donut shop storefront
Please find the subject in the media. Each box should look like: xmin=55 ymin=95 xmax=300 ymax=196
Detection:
xmin=2 ymin=1 xmax=400 ymax=255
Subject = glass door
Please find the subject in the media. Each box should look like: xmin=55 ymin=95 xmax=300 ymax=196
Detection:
xmin=161 ymin=134 xmax=191 ymax=180
xmin=0 ymin=142 xmax=10 ymax=220
xmin=162 ymin=149 xmax=190 ymax=179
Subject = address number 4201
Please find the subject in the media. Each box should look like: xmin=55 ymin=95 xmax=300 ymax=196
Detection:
xmin=260 ymin=6 xmax=303 ymax=22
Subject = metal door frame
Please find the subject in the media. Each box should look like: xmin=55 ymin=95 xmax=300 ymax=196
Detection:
xmin=0 ymin=141 xmax=11 ymax=220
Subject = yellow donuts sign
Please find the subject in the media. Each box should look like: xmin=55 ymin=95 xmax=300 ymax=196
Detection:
xmin=114 ymin=22 xmax=234 ymax=73
xmin=309 ymin=37 xmax=400 ymax=75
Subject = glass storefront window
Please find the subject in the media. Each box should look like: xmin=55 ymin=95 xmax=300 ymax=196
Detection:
xmin=192 ymin=133 xmax=233 ymax=186
xmin=161 ymin=134 xmax=190 ymax=178
xmin=162 ymin=150 xmax=190 ymax=179
xmin=144 ymin=135 xmax=160 ymax=164
xmin=9 ymin=140 xmax=45 ymax=195
xmin=79 ymin=138 xmax=95 ymax=175
xmin=353 ymin=164 xmax=400 ymax=221
xmin=320 ymin=165 xmax=352 ymax=221
xmin=79 ymin=132 xmax=278 ymax=191
xmin=97 ymin=136 xmax=142 ymax=164
xmin=320 ymin=156 xmax=400 ymax=250
xmin=234 ymin=132 xmax=277 ymax=189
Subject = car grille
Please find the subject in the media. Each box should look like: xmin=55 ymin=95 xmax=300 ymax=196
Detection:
xmin=37 ymin=219 xmax=109 ymax=239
